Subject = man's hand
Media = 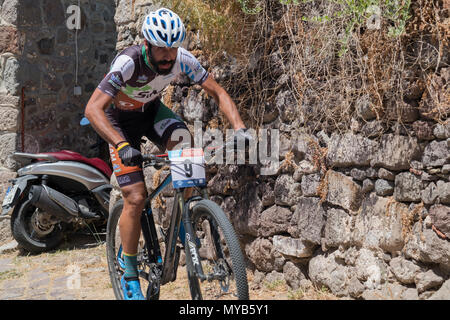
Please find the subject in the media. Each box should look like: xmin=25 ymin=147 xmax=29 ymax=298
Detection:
xmin=117 ymin=142 xmax=143 ymax=167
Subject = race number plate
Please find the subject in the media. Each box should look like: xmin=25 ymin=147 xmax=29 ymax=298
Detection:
xmin=2 ymin=184 xmax=19 ymax=207
xmin=168 ymin=148 xmax=206 ymax=189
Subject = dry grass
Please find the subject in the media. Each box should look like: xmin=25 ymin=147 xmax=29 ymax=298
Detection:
xmin=287 ymin=285 xmax=339 ymax=300
xmin=317 ymin=169 xmax=331 ymax=204
xmin=385 ymin=197 xmax=425 ymax=243
xmin=162 ymin=0 xmax=248 ymax=61
xmin=279 ymin=150 xmax=298 ymax=171
xmin=170 ymin=0 xmax=449 ymax=133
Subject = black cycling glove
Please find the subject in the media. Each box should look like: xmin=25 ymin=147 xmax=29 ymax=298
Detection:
xmin=117 ymin=142 xmax=143 ymax=167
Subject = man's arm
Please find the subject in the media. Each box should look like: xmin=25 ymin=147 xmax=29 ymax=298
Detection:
xmin=84 ymin=88 xmax=125 ymax=147
xmin=201 ymin=75 xmax=246 ymax=130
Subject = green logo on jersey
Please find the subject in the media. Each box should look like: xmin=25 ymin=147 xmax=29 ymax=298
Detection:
xmin=122 ymin=83 xmax=153 ymax=97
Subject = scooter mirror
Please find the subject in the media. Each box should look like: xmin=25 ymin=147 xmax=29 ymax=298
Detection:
xmin=80 ymin=117 xmax=90 ymax=126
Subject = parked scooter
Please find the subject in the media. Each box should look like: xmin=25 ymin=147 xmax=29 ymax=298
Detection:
xmin=1 ymin=119 xmax=113 ymax=253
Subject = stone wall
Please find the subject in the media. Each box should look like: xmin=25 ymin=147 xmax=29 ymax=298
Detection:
xmin=0 ymin=0 xmax=23 ymax=204
xmin=112 ymin=0 xmax=450 ymax=300
xmin=0 ymin=0 xmax=117 ymax=162
xmin=0 ymin=0 xmax=117 ymax=239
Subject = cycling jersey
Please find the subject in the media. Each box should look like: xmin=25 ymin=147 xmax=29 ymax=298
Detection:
xmin=97 ymin=43 xmax=207 ymax=187
xmin=98 ymin=44 xmax=209 ymax=111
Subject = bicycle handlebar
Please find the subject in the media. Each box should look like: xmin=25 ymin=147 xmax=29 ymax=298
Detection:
xmin=142 ymin=154 xmax=169 ymax=163
xmin=141 ymin=135 xmax=252 ymax=167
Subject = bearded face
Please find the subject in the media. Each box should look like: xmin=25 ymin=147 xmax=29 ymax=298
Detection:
xmin=146 ymin=41 xmax=178 ymax=75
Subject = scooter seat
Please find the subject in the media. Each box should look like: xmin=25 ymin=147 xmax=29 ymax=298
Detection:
xmin=41 ymin=150 xmax=112 ymax=178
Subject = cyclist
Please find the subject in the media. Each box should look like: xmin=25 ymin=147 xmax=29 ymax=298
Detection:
xmin=84 ymin=7 xmax=252 ymax=299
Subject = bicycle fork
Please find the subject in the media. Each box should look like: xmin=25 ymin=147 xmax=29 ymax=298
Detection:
xmin=181 ymin=196 xmax=206 ymax=281
xmin=160 ymin=191 xmax=184 ymax=285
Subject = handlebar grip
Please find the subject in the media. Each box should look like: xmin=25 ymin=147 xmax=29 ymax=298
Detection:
xmin=142 ymin=154 xmax=169 ymax=163
xmin=142 ymin=155 xmax=155 ymax=161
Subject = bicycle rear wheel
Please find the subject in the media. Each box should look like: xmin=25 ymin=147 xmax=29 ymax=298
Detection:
xmin=186 ymin=199 xmax=249 ymax=300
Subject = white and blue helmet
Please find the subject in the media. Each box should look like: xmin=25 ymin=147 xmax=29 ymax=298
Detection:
xmin=141 ymin=8 xmax=186 ymax=48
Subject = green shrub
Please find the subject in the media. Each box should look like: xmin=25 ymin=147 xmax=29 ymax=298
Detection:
xmin=236 ymin=0 xmax=412 ymax=56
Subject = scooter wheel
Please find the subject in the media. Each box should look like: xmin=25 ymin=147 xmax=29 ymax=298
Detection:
xmin=11 ymin=197 xmax=64 ymax=254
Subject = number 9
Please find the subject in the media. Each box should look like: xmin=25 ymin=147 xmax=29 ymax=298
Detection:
xmin=184 ymin=160 xmax=193 ymax=177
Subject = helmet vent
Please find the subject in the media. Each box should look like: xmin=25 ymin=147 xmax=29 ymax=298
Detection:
xmin=157 ymin=30 xmax=168 ymax=42
xmin=171 ymin=31 xmax=180 ymax=43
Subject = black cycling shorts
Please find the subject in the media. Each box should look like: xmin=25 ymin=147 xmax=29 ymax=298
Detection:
xmin=106 ymin=99 xmax=188 ymax=188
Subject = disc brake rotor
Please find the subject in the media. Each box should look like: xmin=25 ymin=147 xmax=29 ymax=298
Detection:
xmin=215 ymin=259 xmax=231 ymax=292
xmin=30 ymin=210 xmax=55 ymax=236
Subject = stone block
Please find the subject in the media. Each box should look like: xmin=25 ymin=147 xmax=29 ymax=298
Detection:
xmin=422 ymin=140 xmax=449 ymax=167
xmin=375 ymin=179 xmax=394 ymax=196
xmin=378 ymin=168 xmax=395 ymax=181
xmin=1 ymin=0 xmax=19 ymax=25
xmin=1 ymin=56 xmax=20 ymax=95
xmin=274 ymin=174 xmax=302 ymax=206
xmin=436 ymin=181 xmax=450 ymax=204
xmin=371 ymin=134 xmax=420 ymax=170
xmin=0 ymin=26 xmax=22 ymax=54
xmin=309 ymin=251 xmax=350 ymax=296
xmin=429 ymin=204 xmax=450 ymax=238
xmin=404 ymin=222 xmax=450 ymax=266
xmin=324 ymin=208 xmax=352 ymax=248
xmin=258 ymin=205 xmax=292 ymax=237
xmin=422 ymin=182 xmax=438 ymax=204
xmin=389 ymin=256 xmax=421 ymax=284
xmin=245 ymin=238 xmax=278 ymax=272
xmin=0 ymin=105 xmax=18 ymax=131
xmin=300 ymin=173 xmax=320 ymax=197
xmin=289 ymin=197 xmax=325 ymax=245
xmin=415 ymin=269 xmax=445 ymax=293
xmin=326 ymin=132 xmax=377 ymax=167
xmin=0 ymin=133 xmax=18 ymax=170
xmin=273 ymin=235 xmax=315 ymax=258
xmin=282 ymin=261 xmax=306 ymax=290
xmin=429 ymin=279 xmax=450 ymax=300
xmin=394 ymin=172 xmax=425 ymax=202
xmin=326 ymin=170 xmax=362 ymax=211
xmin=380 ymin=201 xmax=408 ymax=253
xmin=355 ymin=248 xmax=388 ymax=290
xmin=353 ymin=194 xmax=387 ymax=249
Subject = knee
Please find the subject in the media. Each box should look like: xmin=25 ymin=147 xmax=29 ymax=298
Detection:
xmin=122 ymin=187 xmax=147 ymax=209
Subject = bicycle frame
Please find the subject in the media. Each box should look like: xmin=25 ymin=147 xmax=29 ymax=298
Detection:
xmin=139 ymin=170 xmax=210 ymax=290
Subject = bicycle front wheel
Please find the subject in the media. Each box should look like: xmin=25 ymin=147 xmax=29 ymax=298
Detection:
xmin=187 ymin=199 xmax=249 ymax=300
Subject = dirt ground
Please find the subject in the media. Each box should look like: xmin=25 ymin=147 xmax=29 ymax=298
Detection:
xmin=0 ymin=233 xmax=337 ymax=300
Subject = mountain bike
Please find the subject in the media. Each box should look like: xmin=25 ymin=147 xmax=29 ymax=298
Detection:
xmin=106 ymin=147 xmax=249 ymax=300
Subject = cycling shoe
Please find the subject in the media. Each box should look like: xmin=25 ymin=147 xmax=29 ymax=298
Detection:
xmin=121 ymin=276 xmax=146 ymax=300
